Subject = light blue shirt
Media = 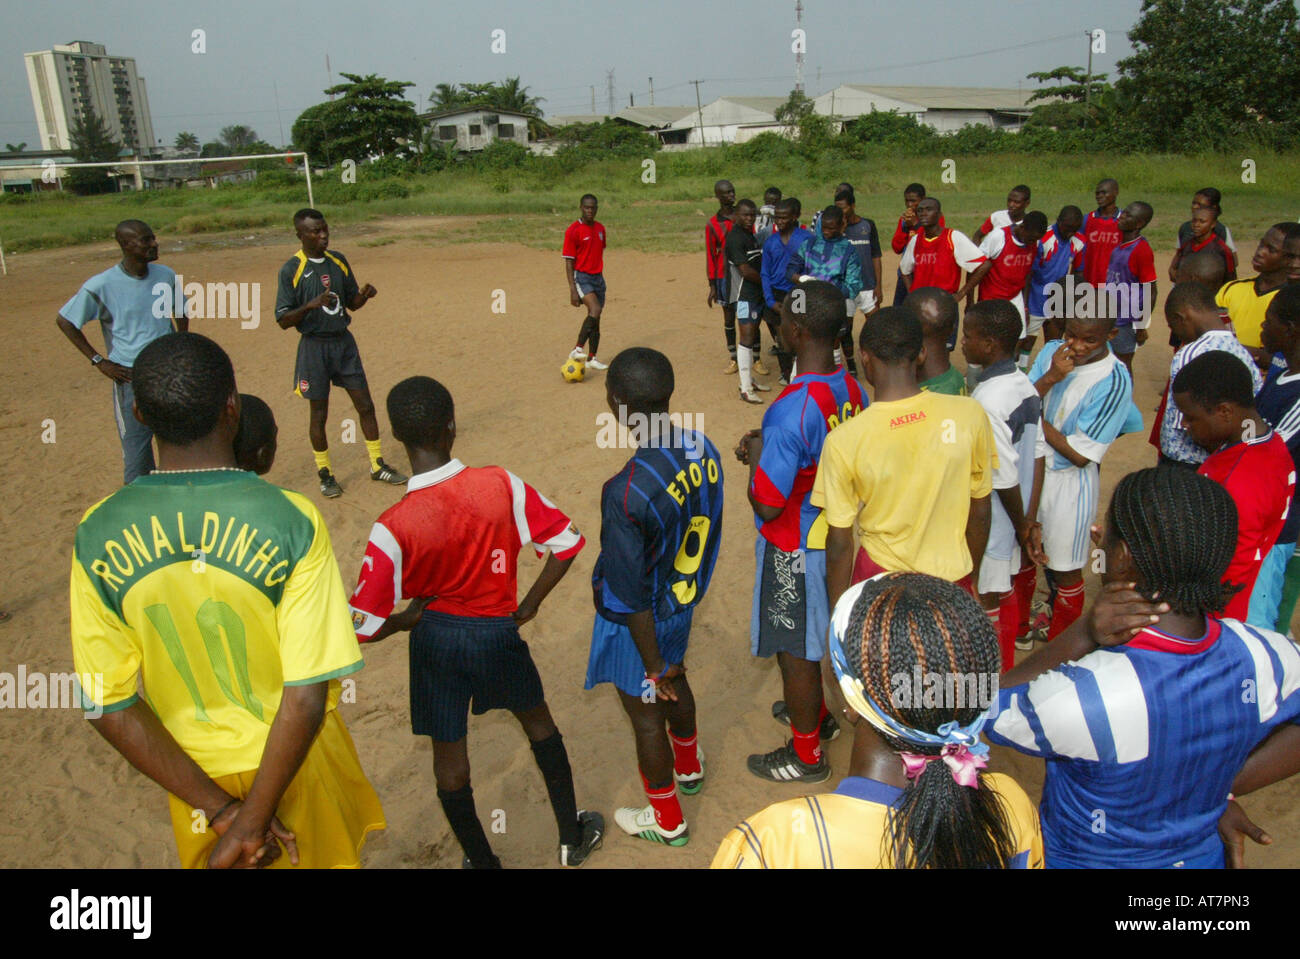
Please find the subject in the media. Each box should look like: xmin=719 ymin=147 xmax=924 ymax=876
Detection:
xmin=60 ymin=263 xmax=180 ymax=366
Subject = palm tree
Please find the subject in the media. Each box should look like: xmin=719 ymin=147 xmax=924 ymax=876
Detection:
xmin=4 ymin=141 xmax=27 ymax=153
xmin=174 ymin=131 xmax=200 ymax=153
xmin=429 ymin=83 xmax=464 ymax=112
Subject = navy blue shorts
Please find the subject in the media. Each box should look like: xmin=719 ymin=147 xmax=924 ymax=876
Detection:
xmin=714 ymin=277 xmax=729 ymax=304
xmin=294 ymin=330 xmax=368 ymax=400
xmin=575 ymin=271 xmax=606 ymax=307
xmin=409 ymin=610 xmax=545 ymax=742
xmin=585 ymin=608 xmax=694 ymax=697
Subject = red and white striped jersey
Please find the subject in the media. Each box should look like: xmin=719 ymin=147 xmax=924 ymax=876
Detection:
xmin=349 ymin=460 xmax=584 ymax=638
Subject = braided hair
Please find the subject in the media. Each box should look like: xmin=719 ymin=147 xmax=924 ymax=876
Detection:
xmin=1107 ymin=467 xmax=1239 ymax=616
xmin=841 ymin=573 xmax=1017 ymax=869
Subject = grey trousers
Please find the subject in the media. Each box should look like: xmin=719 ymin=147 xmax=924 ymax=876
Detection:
xmin=113 ymin=379 xmax=155 ymax=484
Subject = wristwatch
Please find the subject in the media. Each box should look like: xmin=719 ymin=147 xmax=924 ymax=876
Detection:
xmin=90 ymin=353 xmax=104 ymax=366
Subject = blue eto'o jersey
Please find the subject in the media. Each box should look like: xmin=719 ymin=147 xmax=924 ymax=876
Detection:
xmin=593 ymin=429 xmax=725 ymax=624
xmin=987 ymin=617 xmax=1300 ymax=868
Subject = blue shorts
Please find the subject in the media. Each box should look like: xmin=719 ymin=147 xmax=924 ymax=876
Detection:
xmin=735 ymin=300 xmax=763 ymax=325
xmin=750 ymin=538 xmax=829 ymax=660
xmin=585 ymin=608 xmax=694 ymax=697
xmin=1112 ymin=324 xmax=1138 ymax=354
xmin=409 ymin=610 xmax=545 ymax=742
xmin=714 ymin=277 xmax=729 ymax=304
xmin=575 ymin=271 xmax=606 ymax=307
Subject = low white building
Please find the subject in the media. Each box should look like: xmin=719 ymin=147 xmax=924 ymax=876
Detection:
xmin=663 ymin=96 xmax=788 ymax=145
xmin=419 ymin=108 xmax=532 ymax=151
xmin=813 ymin=85 xmax=1038 ymax=132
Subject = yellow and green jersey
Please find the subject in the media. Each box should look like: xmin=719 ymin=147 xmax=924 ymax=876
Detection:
xmin=70 ymin=470 xmax=364 ymax=778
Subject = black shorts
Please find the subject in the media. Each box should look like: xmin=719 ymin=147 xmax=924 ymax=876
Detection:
xmin=409 ymin=610 xmax=545 ymax=742
xmin=294 ymin=331 xmax=368 ymax=400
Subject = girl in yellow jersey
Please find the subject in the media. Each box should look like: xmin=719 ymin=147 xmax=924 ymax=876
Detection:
xmin=713 ymin=572 xmax=1042 ymax=868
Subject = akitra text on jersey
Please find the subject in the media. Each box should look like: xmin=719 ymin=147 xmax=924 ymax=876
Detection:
xmin=89 ymin=511 xmax=292 ymax=593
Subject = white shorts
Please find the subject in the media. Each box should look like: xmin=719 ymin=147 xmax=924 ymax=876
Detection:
xmin=853 ymin=289 xmax=878 ymax=315
xmin=1026 ymin=314 xmax=1046 ymax=336
xmin=1039 ymin=463 xmax=1100 ymax=572
xmin=977 ymin=553 xmax=1018 ymax=595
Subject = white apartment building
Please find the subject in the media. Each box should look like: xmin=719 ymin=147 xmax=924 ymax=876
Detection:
xmin=25 ymin=41 xmax=156 ymax=153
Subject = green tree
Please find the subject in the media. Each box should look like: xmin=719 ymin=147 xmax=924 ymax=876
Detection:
xmin=4 ymin=141 xmax=27 ymax=153
xmin=1116 ymin=0 xmax=1300 ymax=149
xmin=218 ymin=125 xmax=260 ymax=152
xmin=292 ymin=73 xmax=420 ymax=163
xmin=67 ymin=108 xmax=120 ymax=194
xmin=1024 ymin=66 xmax=1112 ymax=130
xmin=174 ymin=131 xmax=199 ymax=153
xmin=774 ymin=89 xmax=815 ymax=125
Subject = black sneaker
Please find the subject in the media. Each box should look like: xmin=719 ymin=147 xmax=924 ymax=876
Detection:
xmin=318 ymin=468 xmax=342 ymax=498
xmin=371 ymin=459 xmax=407 ymax=485
xmin=559 ymin=810 xmax=604 ymax=867
xmin=746 ymin=741 xmax=831 ymax=783
xmin=771 ymin=700 xmax=841 ymax=742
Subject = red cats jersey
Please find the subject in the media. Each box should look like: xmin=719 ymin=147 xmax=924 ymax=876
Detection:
xmin=979 ymin=226 xmax=1039 ymax=302
xmin=349 ymin=460 xmax=584 ymax=638
xmin=890 ymin=213 xmax=945 ymax=254
xmin=900 ymin=228 xmax=986 ymax=294
xmin=1081 ymin=210 xmax=1121 ymax=286
xmin=706 ymin=213 xmax=734 ymax=280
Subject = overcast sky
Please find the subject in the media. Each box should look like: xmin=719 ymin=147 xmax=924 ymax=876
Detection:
xmin=1 ymin=0 xmax=1144 ymax=148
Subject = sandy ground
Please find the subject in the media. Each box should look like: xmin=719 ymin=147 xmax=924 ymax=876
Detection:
xmin=2 ymin=218 xmax=1298 ymax=869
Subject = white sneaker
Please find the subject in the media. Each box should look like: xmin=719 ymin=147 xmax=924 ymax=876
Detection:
xmin=752 ymin=380 xmax=772 ymax=392
xmin=569 ymin=347 xmax=587 ymax=360
xmin=586 ymin=357 xmax=608 ymax=371
xmin=739 ymin=389 xmax=764 ymax=404
xmin=613 ymin=804 xmax=689 ymax=846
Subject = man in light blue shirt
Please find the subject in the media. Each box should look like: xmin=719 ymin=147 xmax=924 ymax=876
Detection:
xmin=56 ymin=220 xmax=188 ymax=483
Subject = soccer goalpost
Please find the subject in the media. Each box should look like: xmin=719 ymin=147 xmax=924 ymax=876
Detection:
xmin=0 ymin=151 xmax=314 ymax=276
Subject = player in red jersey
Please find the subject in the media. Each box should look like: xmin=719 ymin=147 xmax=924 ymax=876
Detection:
xmin=963 ymin=212 xmax=1049 ymax=320
xmin=1081 ymin=178 xmax=1121 ymax=287
xmin=899 ymin=197 xmax=986 ymax=303
xmin=890 ymin=183 xmax=943 ymax=305
xmin=349 ymin=376 xmax=603 ymax=868
xmin=1174 ymin=352 xmax=1295 ymax=622
xmin=563 ymin=194 xmax=609 ymax=370
xmin=708 ymin=179 xmax=747 ymax=374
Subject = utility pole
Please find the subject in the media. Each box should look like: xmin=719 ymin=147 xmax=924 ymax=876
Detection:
xmin=606 ymin=69 xmax=615 ymax=115
xmin=1084 ymin=29 xmax=1095 ymax=127
xmin=691 ymin=79 xmax=705 ymax=146
xmin=326 ymin=54 xmax=334 ymax=99
xmin=591 ymin=86 xmax=596 ymax=113
xmin=649 ymin=77 xmax=655 ymax=105
xmin=794 ymin=0 xmax=805 ymax=94
xmin=630 ymin=93 xmax=634 ymax=107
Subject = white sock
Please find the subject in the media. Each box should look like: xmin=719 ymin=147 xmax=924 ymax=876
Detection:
xmin=738 ymin=344 xmax=753 ymax=394
xmin=1017 ymin=351 xmax=1032 ymax=372
xmin=833 ymin=347 xmax=844 ymax=368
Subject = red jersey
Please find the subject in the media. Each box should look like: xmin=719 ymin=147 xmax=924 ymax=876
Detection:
xmin=900 ymin=228 xmax=986 ymax=294
xmin=706 ymin=213 xmax=733 ymax=279
xmin=1198 ymin=432 xmax=1295 ymax=620
xmin=978 ymin=226 xmax=1038 ymax=302
xmin=890 ymin=213 xmax=945 ymax=254
xmin=349 ymin=460 xmax=584 ymax=637
xmin=1081 ymin=210 xmax=1121 ymax=286
xmin=1178 ymin=233 xmax=1237 ymax=277
xmin=562 ymin=219 xmax=606 ymax=275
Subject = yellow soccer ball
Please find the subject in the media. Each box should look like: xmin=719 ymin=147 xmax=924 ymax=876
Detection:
xmin=561 ymin=357 xmax=586 ymax=383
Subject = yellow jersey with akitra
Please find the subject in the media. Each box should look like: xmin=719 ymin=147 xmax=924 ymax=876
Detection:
xmin=70 ymin=471 xmax=364 ymax=778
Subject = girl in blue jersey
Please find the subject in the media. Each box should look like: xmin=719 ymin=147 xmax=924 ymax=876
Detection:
xmin=988 ymin=467 xmax=1300 ymax=868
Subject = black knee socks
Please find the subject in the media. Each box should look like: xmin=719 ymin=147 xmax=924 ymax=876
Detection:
xmin=724 ymin=311 xmax=737 ymax=357
xmin=530 ymin=731 xmax=582 ymax=847
xmin=576 ymin=315 xmax=598 ymax=352
xmin=437 ymin=784 xmax=500 ymax=868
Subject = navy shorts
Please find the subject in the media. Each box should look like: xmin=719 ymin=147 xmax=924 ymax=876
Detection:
xmin=1112 ymin=324 xmax=1138 ymax=354
xmin=575 ymin=271 xmax=606 ymax=307
xmin=714 ymin=277 xmax=730 ymax=304
xmin=294 ymin=331 xmax=368 ymax=400
xmin=735 ymin=299 xmax=764 ymax=326
xmin=409 ymin=610 xmax=545 ymax=742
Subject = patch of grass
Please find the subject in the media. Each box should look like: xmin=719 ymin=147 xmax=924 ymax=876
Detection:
xmin=2 ymin=150 xmax=1295 ymax=255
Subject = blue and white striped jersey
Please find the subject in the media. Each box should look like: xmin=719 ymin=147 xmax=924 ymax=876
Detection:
xmin=987 ymin=617 xmax=1300 ymax=868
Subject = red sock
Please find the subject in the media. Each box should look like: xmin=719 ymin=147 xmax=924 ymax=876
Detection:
xmin=1013 ymin=564 xmax=1037 ymax=636
xmin=1048 ymin=582 xmax=1086 ymax=640
xmin=640 ymin=771 xmax=683 ymax=831
xmin=996 ymin=590 xmax=1018 ymax=670
xmin=669 ymin=730 xmax=700 ymax=777
xmin=791 ymin=723 xmax=822 ymax=764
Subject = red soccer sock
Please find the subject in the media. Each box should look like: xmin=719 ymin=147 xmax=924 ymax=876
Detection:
xmin=1013 ymin=564 xmax=1037 ymax=636
xmin=669 ymin=730 xmax=700 ymax=777
xmin=791 ymin=723 xmax=822 ymax=764
xmin=1048 ymin=582 xmax=1087 ymax=641
xmin=640 ymin=771 xmax=684 ymax=831
xmin=996 ymin=590 xmax=1019 ymax=670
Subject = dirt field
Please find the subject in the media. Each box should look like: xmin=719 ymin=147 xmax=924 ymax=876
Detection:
xmin=2 ymin=217 xmax=1296 ymax=869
